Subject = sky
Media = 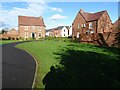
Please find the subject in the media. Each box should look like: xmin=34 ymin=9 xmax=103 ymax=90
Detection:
xmin=0 ymin=0 xmax=119 ymax=30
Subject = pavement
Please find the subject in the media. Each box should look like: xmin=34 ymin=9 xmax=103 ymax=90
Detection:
xmin=2 ymin=41 xmax=36 ymax=89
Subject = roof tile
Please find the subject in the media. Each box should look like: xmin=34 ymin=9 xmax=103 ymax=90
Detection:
xmin=18 ymin=16 xmax=45 ymax=26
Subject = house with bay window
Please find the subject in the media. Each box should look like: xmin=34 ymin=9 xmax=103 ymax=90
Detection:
xmin=72 ymin=9 xmax=112 ymax=38
xmin=18 ymin=16 xmax=46 ymax=39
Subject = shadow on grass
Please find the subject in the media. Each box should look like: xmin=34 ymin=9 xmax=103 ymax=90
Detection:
xmin=95 ymin=45 xmax=120 ymax=57
xmin=43 ymin=47 xmax=120 ymax=88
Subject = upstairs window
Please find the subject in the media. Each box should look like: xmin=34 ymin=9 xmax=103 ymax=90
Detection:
xmin=83 ymin=24 xmax=86 ymax=28
xmin=89 ymin=22 xmax=92 ymax=29
xmin=78 ymin=24 xmax=80 ymax=29
xmin=32 ymin=26 xmax=35 ymax=30
xmin=25 ymin=26 xmax=28 ymax=30
xmin=81 ymin=24 xmax=83 ymax=28
xmin=38 ymin=26 xmax=41 ymax=30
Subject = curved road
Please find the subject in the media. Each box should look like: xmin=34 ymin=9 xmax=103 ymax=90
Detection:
xmin=2 ymin=42 xmax=36 ymax=89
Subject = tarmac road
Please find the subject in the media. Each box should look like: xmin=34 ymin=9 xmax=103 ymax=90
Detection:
xmin=2 ymin=42 xmax=36 ymax=89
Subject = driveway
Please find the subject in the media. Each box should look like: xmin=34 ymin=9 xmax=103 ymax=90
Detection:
xmin=2 ymin=41 xmax=36 ymax=88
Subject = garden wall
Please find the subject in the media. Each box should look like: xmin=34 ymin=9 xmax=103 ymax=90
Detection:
xmin=79 ymin=32 xmax=120 ymax=47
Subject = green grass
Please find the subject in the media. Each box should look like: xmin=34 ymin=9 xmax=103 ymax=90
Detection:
xmin=16 ymin=40 xmax=120 ymax=88
xmin=16 ymin=40 xmax=70 ymax=88
xmin=0 ymin=40 xmax=20 ymax=44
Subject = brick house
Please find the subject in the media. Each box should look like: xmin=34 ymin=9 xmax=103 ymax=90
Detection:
xmin=112 ymin=18 xmax=120 ymax=33
xmin=46 ymin=29 xmax=54 ymax=37
xmin=0 ymin=28 xmax=19 ymax=40
xmin=53 ymin=28 xmax=61 ymax=37
xmin=46 ymin=26 xmax=69 ymax=37
xmin=72 ymin=9 xmax=112 ymax=38
xmin=6 ymin=28 xmax=19 ymax=39
xmin=18 ymin=16 xmax=46 ymax=39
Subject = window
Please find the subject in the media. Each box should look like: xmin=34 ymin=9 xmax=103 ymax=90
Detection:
xmin=64 ymin=34 xmax=65 ymax=36
xmin=89 ymin=22 xmax=92 ymax=29
xmin=86 ymin=30 xmax=94 ymax=34
xmin=78 ymin=24 xmax=80 ymax=29
xmin=64 ymin=29 xmax=65 ymax=32
xmin=77 ymin=32 xmax=80 ymax=38
xmin=32 ymin=26 xmax=35 ymax=30
xmin=25 ymin=26 xmax=28 ymax=30
xmin=25 ymin=32 xmax=28 ymax=37
xmin=56 ymin=33 xmax=57 ymax=35
xmin=90 ymin=30 xmax=94 ymax=34
xmin=39 ymin=33 xmax=41 ymax=37
xmin=81 ymin=24 xmax=84 ymax=28
xmin=83 ymin=24 xmax=86 ymax=28
xmin=38 ymin=26 xmax=41 ymax=30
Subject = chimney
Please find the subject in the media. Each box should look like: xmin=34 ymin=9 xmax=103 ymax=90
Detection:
xmin=39 ymin=16 xmax=43 ymax=19
xmin=80 ymin=8 xmax=84 ymax=13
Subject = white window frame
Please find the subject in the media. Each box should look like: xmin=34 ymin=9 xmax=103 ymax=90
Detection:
xmin=39 ymin=33 xmax=42 ymax=37
xmin=25 ymin=32 xmax=28 ymax=38
xmin=38 ymin=26 xmax=40 ymax=29
xmin=89 ymin=22 xmax=92 ymax=29
xmin=81 ymin=24 xmax=84 ymax=28
xmin=78 ymin=24 xmax=80 ymax=29
xmin=25 ymin=26 xmax=28 ymax=30
xmin=83 ymin=24 xmax=86 ymax=28
xmin=32 ymin=26 xmax=35 ymax=30
xmin=77 ymin=32 xmax=80 ymax=38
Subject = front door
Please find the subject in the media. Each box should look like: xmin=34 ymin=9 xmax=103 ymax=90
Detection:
xmin=32 ymin=32 xmax=35 ymax=38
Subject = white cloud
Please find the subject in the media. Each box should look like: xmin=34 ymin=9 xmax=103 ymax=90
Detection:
xmin=57 ymin=23 xmax=64 ymax=26
xmin=0 ymin=2 xmax=47 ymax=28
xmin=50 ymin=7 xmax=63 ymax=12
xmin=49 ymin=14 xmax=68 ymax=20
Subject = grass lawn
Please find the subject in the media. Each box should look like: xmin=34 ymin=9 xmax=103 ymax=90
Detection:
xmin=0 ymin=40 xmax=21 ymax=44
xmin=16 ymin=40 xmax=120 ymax=88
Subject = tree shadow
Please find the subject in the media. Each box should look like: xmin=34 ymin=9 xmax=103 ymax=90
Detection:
xmin=43 ymin=47 xmax=120 ymax=88
xmin=112 ymin=32 xmax=120 ymax=48
xmin=97 ymin=33 xmax=108 ymax=46
xmin=94 ymin=45 xmax=120 ymax=58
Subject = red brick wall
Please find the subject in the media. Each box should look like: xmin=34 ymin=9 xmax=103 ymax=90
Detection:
xmin=72 ymin=12 xmax=86 ymax=37
xmin=72 ymin=10 xmax=112 ymax=38
xmin=18 ymin=26 xmax=45 ymax=39
xmin=79 ymin=32 xmax=119 ymax=47
xmin=97 ymin=12 xmax=112 ymax=33
xmin=54 ymin=29 xmax=61 ymax=37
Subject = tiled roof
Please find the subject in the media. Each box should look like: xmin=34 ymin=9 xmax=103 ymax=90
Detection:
xmin=57 ymin=26 xmax=69 ymax=30
xmin=57 ymin=26 xmax=64 ymax=30
xmin=18 ymin=16 xmax=45 ymax=26
xmin=46 ymin=26 xmax=69 ymax=32
xmin=80 ymin=9 xmax=106 ymax=21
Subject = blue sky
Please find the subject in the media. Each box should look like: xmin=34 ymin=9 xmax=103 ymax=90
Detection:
xmin=0 ymin=1 xmax=119 ymax=30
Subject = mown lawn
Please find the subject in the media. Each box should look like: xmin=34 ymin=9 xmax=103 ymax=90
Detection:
xmin=16 ymin=40 xmax=120 ymax=88
xmin=0 ymin=40 xmax=20 ymax=44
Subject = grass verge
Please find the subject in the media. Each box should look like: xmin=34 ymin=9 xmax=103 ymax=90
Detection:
xmin=0 ymin=40 xmax=20 ymax=44
xmin=16 ymin=40 xmax=120 ymax=88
